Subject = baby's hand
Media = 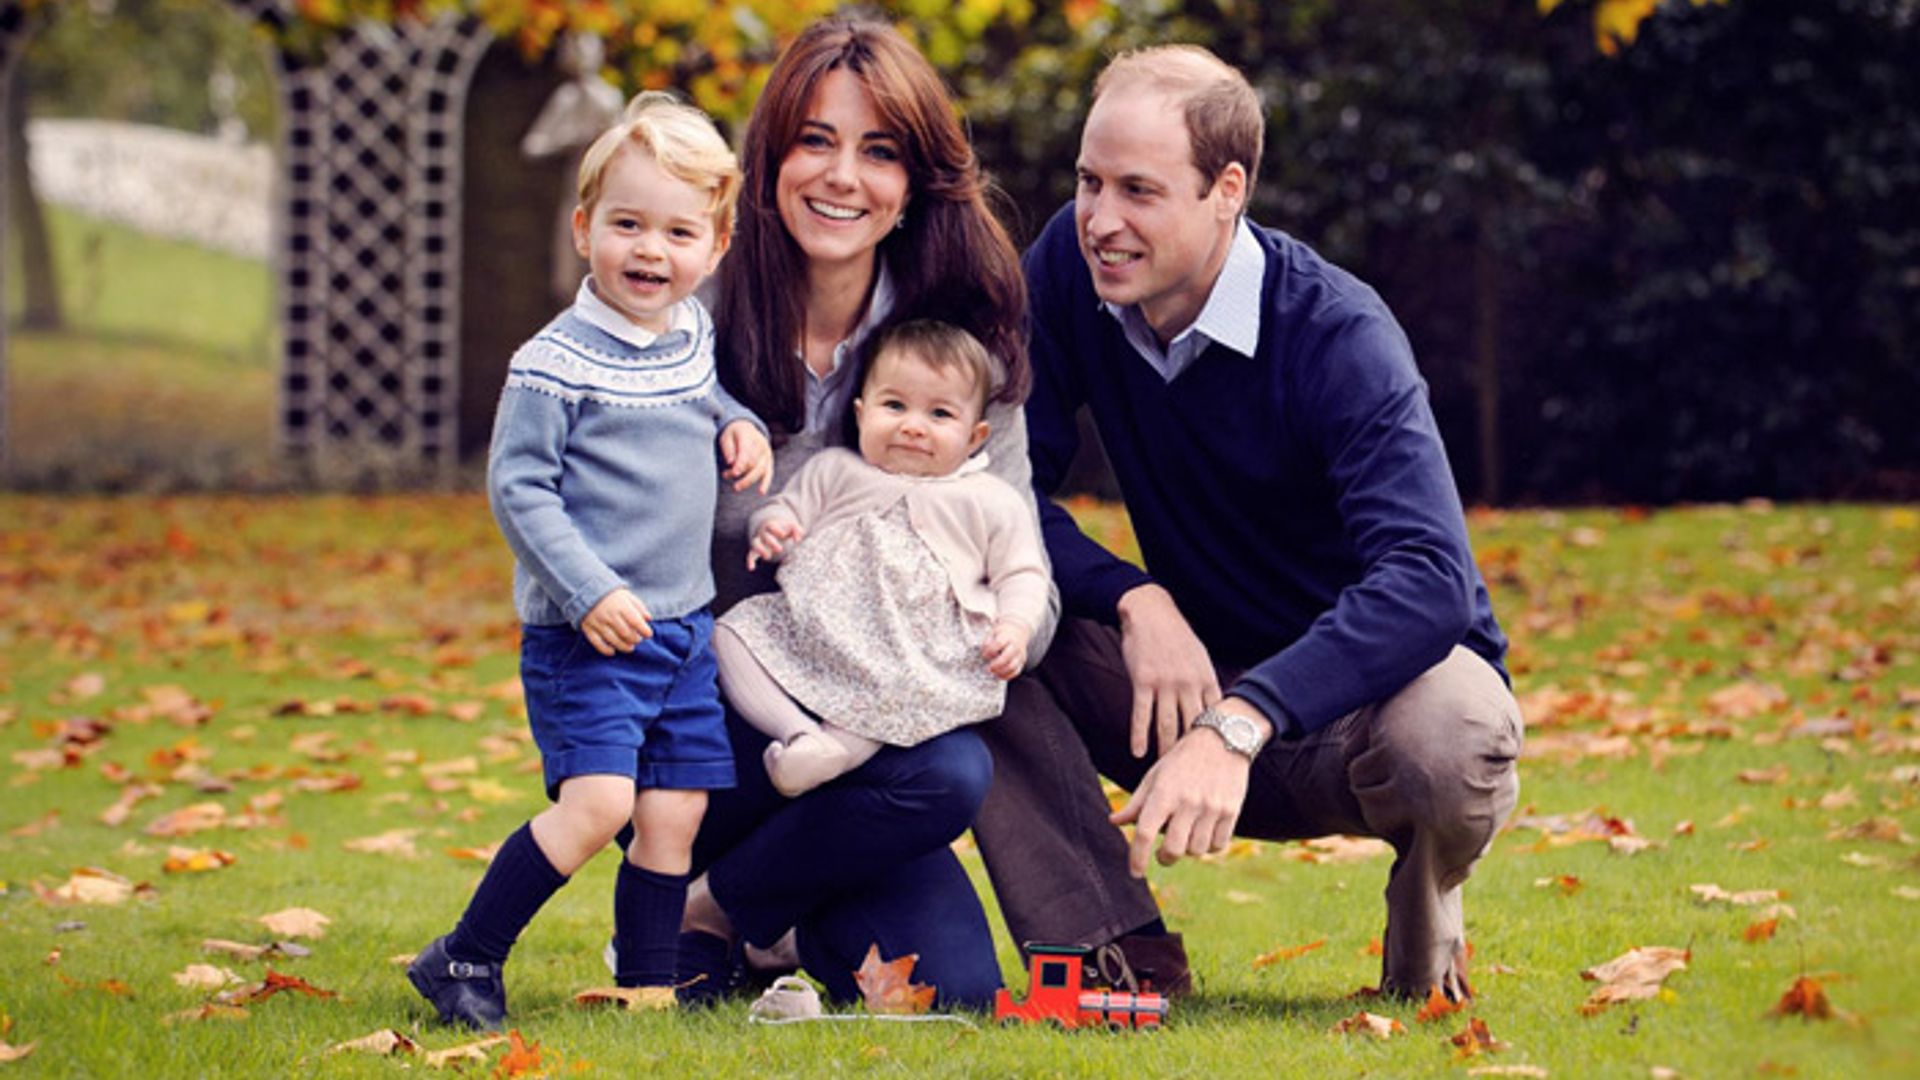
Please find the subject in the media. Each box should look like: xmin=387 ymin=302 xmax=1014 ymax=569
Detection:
xmin=747 ymin=519 xmax=806 ymax=571
xmin=720 ymin=421 xmax=773 ymax=495
xmin=982 ymin=619 xmax=1032 ymax=681
xmin=581 ymin=588 xmax=653 ymax=656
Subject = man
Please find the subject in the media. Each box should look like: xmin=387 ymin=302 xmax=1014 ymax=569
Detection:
xmin=974 ymin=45 xmax=1522 ymax=1001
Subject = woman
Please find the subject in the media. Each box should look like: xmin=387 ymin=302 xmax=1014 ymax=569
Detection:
xmin=673 ymin=13 xmax=1056 ymax=1010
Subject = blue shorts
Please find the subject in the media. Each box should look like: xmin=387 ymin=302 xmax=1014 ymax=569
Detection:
xmin=521 ymin=610 xmax=736 ymax=798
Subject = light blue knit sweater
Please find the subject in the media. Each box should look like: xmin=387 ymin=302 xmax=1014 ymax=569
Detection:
xmin=487 ymin=281 xmax=763 ymax=628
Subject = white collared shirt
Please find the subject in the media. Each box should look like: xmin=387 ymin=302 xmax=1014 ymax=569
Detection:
xmin=803 ymin=268 xmax=897 ymax=434
xmin=1103 ymin=218 xmax=1264 ymax=382
xmin=574 ymin=275 xmax=700 ymax=348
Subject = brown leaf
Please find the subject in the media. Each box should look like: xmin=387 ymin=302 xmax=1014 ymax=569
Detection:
xmin=327 ymin=1029 xmax=421 ymax=1057
xmin=0 ymin=1040 xmax=37 ymax=1063
xmin=8 ymin=810 xmax=60 ymax=838
xmin=144 ymin=802 xmax=227 ymax=838
xmin=172 ymin=964 xmax=243 ymax=990
xmin=573 ymin=986 xmax=677 ymax=1011
xmin=1744 ymin=918 xmax=1780 ymax=943
xmin=423 ymin=1034 xmax=507 ymax=1069
xmin=342 ymin=829 xmax=421 ymax=858
xmin=1534 ymin=875 xmax=1583 ymax=896
xmin=1415 ymin=984 xmax=1467 ymax=1023
xmin=853 ymin=944 xmax=935 ymax=1015
xmin=1826 ymin=817 xmax=1916 ymax=844
xmin=64 ymin=672 xmax=107 ymax=700
xmin=445 ymin=843 xmax=501 ymax=864
xmin=99 ymin=784 xmax=164 ymax=828
xmin=162 ymin=1004 xmax=250 ymax=1024
xmin=1737 ymin=765 xmax=1791 ymax=786
xmin=1450 ymin=1016 xmax=1510 ymax=1058
xmin=1579 ymin=946 xmax=1689 ymax=1014
xmin=257 ymin=907 xmax=331 ymax=938
xmin=218 ymin=969 xmax=337 ymax=1005
xmin=1767 ymin=976 xmax=1834 ymax=1021
xmin=162 ymin=847 xmax=236 ymax=874
xmin=1251 ymin=939 xmax=1325 ymax=969
xmin=42 ymin=867 xmax=138 ymax=906
xmin=1330 ymin=1010 xmax=1404 ymax=1039
xmin=1690 ymin=883 xmax=1784 ymax=906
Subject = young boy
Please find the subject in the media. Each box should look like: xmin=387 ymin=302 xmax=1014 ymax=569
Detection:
xmin=408 ymin=92 xmax=770 ymax=1030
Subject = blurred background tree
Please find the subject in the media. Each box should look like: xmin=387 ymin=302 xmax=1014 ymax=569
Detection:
xmin=7 ymin=0 xmax=1916 ymax=501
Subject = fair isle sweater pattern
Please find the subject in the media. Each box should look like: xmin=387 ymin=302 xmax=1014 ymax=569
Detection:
xmin=505 ymin=301 xmax=718 ymax=409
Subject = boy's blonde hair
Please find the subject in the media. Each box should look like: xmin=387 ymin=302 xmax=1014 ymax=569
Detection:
xmin=869 ymin=320 xmax=998 ymax=416
xmin=577 ymin=91 xmax=742 ymax=236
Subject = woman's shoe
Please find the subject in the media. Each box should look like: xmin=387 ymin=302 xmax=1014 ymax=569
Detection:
xmin=674 ymin=929 xmax=745 ymax=1008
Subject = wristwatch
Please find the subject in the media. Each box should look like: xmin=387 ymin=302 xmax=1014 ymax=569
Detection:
xmin=1191 ymin=706 xmax=1269 ymax=761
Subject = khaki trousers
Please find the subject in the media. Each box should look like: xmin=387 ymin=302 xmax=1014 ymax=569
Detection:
xmin=974 ymin=617 xmax=1523 ymax=997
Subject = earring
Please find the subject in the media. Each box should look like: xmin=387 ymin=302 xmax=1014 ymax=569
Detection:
xmin=894 ymin=213 xmax=906 ymax=231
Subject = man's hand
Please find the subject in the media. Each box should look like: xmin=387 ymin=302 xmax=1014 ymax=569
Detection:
xmin=1116 ymin=584 xmax=1221 ymax=758
xmin=981 ymin=619 xmax=1032 ymax=681
xmin=746 ymin=518 xmax=805 ymax=571
xmin=720 ymin=421 xmax=773 ymax=494
xmin=1108 ymin=697 xmax=1270 ymax=876
xmin=581 ymin=588 xmax=652 ymax=655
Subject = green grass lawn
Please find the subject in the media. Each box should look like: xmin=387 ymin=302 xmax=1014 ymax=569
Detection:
xmin=2 ymin=498 xmax=1916 ymax=1076
xmin=4 ymin=205 xmax=277 ymax=487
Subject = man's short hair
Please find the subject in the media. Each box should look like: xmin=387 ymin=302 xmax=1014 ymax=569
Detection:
xmin=1093 ymin=45 xmax=1263 ymax=202
xmin=576 ymin=91 xmax=742 ymax=237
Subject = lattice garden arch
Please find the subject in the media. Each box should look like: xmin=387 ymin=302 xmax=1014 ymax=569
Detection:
xmin=0 ymin=0 xmax=495 ymax=478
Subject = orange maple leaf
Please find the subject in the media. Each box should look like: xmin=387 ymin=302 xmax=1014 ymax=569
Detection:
xmin=1450 ymin=1015 xmax=1509 ymax=1058
xmin=1768 ymin=975 xmax=1834 ymax=1021
xmin=1251 ymin=938 xmax=1325 ymax=970
xmin=1415 ymin=984 xmax=1467 ymax=1023
xmin=494 ymin=1030 xmax=545 ymax=1077
xmin=853 ymin=944 xmax=935 ymax=1015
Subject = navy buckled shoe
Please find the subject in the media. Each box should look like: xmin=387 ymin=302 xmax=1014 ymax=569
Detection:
xmin=408 ymin=935 xmax=506 ymax=1030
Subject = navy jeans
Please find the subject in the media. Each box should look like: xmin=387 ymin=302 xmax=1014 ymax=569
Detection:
xmin=691 ymin=707 xmax=1003 ymax=1010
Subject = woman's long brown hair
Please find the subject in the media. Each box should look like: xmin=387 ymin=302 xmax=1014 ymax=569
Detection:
xmin=712 ymin=13 xmax=1029 ymax=438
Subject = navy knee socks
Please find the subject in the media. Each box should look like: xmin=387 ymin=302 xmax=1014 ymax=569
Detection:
xmin=446 ymin=823 xmax=569 ymax=964
xmin=614 ymin=861 xmax=691 ymax=988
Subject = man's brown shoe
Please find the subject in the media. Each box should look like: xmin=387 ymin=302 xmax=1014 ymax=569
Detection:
xmin=1091 ymin=931 xmax=1193 ymax=998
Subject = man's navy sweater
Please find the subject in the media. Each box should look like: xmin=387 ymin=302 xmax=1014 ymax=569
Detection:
xmin=1023 ymin=204 xmax=1508 ymax=736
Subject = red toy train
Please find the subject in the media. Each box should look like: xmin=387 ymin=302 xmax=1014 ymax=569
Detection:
xmin=993 ymin=943 xmax=1169 ymax=1030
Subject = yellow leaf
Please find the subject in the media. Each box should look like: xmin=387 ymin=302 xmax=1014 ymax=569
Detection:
xmin=1330 ymin=1010 xmax=1404 ymax=1039
xmin=257 ymin=907 xmax=332 ymax=938
xmin=343 ymin=829 xmax=421 ymax=858
xmin=573 ymin=986 xmax=677 ymax=1011
xmin=172 ymin=964 xmax=243 ymax=990
xmin=327 ymin=1029 xmax=420 ymax=1057
xmin=48 ymin=867 xmax=136 ymax=905
xmin=423 ymin=1034 xmax=507 ymax=1069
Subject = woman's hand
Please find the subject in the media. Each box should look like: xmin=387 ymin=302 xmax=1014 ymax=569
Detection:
xmin=581 ymin=588 xmax=653 ymax=655
xmin=720 ymin=421 xmax=774 ymax=494
xmin=982 ymin=619 xmax=1032 ymax=680
xmin=746 ymin=519 xmax=806 ymax=571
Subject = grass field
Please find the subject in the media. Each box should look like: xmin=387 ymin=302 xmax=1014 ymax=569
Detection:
xmin=4 ymin=205 xmax=277 ymax=487
xmin=2 ymin=497 xmax=1917 ymax=1076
